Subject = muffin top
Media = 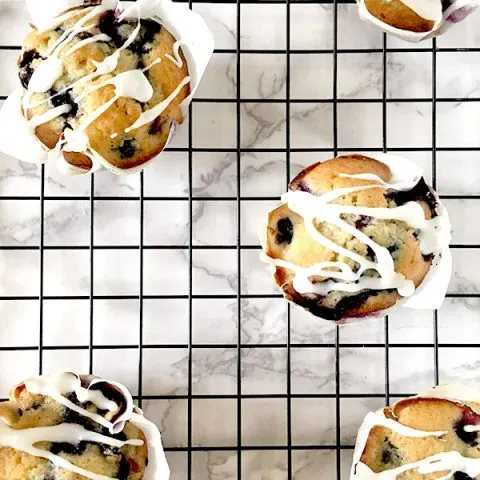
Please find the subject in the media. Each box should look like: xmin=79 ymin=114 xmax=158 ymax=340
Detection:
xmin=19 ymin=0 xmax=190 ymax=173
xmin=0 ymin=372 xmax=167 ymax=479
xmin=351 ymin=385 xmax=480 ymax=479
xmin=362 ymin=0 xmax=443 ymax=33
xmin=262 ymin=154 xmax=448 ymax=321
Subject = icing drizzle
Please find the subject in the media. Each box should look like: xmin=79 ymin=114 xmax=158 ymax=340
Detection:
xmin=262 ymin=165 xmax=447 ymax=298
xmin=0 ymin=372 xmax=169 ymax=480
xmin=350 ymin=385 xmax=480 ymax=479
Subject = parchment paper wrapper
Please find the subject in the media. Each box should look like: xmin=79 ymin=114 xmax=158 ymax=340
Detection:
xmin=356 ymin=0 xmax=480 ymax=42
xmin=259 ymin=153 xmax=452 ymax=324
xmin=0 ymin=0 xmax=214 ymax=176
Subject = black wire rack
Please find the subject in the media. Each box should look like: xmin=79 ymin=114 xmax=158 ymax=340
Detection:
xmin=0 ymin=0 xmax=480 ymax=478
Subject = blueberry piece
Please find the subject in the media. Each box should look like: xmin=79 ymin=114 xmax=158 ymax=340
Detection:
xmin=117 ymin=139 xmax=136 ymax=159
xmin=127 ymin=18 xmax=162 ymax=55
xmin=422 ymin=253 xmax=434 ymax=262
xmin=441 ymin=0 xmax=452 ymax=11
xmin=387 ymin=244 xmax=398 ymax=254
xmin=454 ymin=407 xmax=480 ymax=446
xmin=48 ymin=89 xmax=79 ymax=118
xmin=293 ymin=181 xmax=311 ymax=193
xmin=18 ymin=49 xmax=44 ymax=89
xmin=355 ymin=215 xmax=370 ymax=230
xmin=77 ymin=31 xmax=93 ymax=41
xmin=118 ymin=456 xmax=131 ymax=480
xmin=454 ymin=473 xmax=474 ymax=480
xmin=386 ymin=178 xmax=437 ymax=217
xmin=297 ymin=288 xmax=396 ymax=322
xmin=365 ymin=245 xmax=375 ymax=260
xmin=380 ymin=440 xmax=401 ymax=466
xmin=98 ymin=10 xmax=125 ymax=47
xmin=148 ymin=117 xmax=163 ymax=135
xmin=50 ymin=440 xmax=88 ymax=456
xmin=275 ymin=217 xmax=293 ymax=245
xmin=139 ymin=18 xmax=162 ymax=45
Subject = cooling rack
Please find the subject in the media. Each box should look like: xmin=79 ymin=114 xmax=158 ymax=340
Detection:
xmin=0 ymin=0 xmax=479 ymax=478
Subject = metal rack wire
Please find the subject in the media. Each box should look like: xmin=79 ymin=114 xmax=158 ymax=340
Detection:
xmin=0 ymin=0 xmax=479 ymax=478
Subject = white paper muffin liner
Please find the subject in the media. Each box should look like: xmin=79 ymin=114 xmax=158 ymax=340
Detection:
xmin=0 ymin=0 xmax=214 ymax=176
xmin=356 ymin=0 xmax=480 ymax=42
xmin=259 ymin=153 xmax=452 ymax=324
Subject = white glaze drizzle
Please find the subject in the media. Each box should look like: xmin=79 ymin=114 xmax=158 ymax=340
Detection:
xmin=464 ymin=425 xmax=480 ymax=433
xmin=1 ymin=372 xmax=170 ymax=480
xmin=27 ymin=104 xmax=71 ymax=131
xmin=165 ymin=40 xmax=184 ymax=68
xmin=124 ymin=75 xmax=191 ymax=133
xmin=262 ymin=170 xmax=443 ymax=297
xmin=350 ymin=385 xmax=480 ymax=479
xmin=64 ymin=33 xmax=112 ymax=56
xmin=28 ymin=57 xmax=64 ymax=93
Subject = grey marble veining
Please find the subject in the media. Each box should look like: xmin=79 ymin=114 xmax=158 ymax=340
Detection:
xmin=0 ymin=0 xmax=480 ymax=478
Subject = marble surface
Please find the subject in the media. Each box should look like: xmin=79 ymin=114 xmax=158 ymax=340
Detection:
xmin=1 ymin=1 xmax=480 ymax=478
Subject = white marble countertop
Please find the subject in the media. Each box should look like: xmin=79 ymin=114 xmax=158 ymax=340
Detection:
xmin=1 ymin=1 xmax=480 ymax=479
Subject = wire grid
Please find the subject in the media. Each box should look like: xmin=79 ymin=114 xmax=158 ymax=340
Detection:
xmin=0 ymin=0 xmax=479 ymax=478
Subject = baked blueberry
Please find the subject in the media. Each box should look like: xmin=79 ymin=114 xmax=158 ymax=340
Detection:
xmin=48 ymin=89 xmax=79 ymax=119
xmin=275 ymin=217 xmax=294 ymax=245
xmin=18 ymin=49 xmax=43 ymax=89
xmin=117 ymin=139 xmax=137 ymax=159
xmin=454 ymin=408 xmax=480 ymax=446
xmin=454 ymin=473 xmax=475 ymax=480
xmin=380 ymin=440 xmax=401 ymax=467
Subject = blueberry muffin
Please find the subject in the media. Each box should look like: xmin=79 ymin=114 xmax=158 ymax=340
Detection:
xmin=362 ymin=0 xmax=440 ymax=32
xmin=261 ymin=154 xmax=449 ymax=322
xmin=351 ymin=385 xmax=480 ymax=479
xmin=0 ymin=372 xmax=168 ymax=479
xmin=19 ymin=1 xmax=190 ymax=173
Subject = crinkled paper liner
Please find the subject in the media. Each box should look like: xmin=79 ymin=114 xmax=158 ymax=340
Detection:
xmin=356 ymin=0 xmax=480 ymax=42
xmin=258 ymin=153 xmax=453 ymax=324
xmin=0 ymin=0 xmax=214 ymax=176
